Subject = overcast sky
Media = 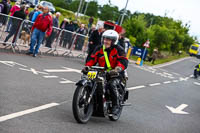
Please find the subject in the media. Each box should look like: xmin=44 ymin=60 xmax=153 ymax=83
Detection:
xmin=98 ymin=0 xmax=199 ymax=41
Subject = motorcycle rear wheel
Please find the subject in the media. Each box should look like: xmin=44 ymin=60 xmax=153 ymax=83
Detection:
xmin=72 ymin=85 xmax=93 ymax=124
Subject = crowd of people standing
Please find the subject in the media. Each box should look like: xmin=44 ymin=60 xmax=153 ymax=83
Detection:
xmin=0 ymin=0 xmax=129 ymax=58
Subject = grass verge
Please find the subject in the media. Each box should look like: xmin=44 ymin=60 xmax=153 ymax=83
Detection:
xmin=130 ymin=51 xmax=189 ymax=66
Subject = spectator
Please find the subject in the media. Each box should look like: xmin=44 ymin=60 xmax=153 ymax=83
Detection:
xmin=45 ymin=12 xmax=61 ymax=48
xmin=31 ymin=5 xmax=43 ymax=22
xmin=73 ymin=20 xmax=79 ymax=31
xmin=118 ymin=35 xmax=125 ymax=49
xmin=5 ymin=1 xmax=20 ymax=32
xmin=0 ymin=0 xmax=11 ymax=26
xmin=75 ymin=24 xmax=87 ymax=50
xmin=124 ymin=38 xmax=131 ymax=54
xmin=152 ymin=48 xmax=158 ymax=64
xmin=88 ymin=16 xmax=94 ymax=29
xmin=88 ymin=24 xmax=96 ymax=37
xmin=28 ymin=7 xmax=38 ymax=21
xmin=64 ymin=21 xmax=75 ymax=49
xmin=59 ymin=18 xmax=69 ymax=47
xmin=26 ymin=6 xmax=53 ymax=57
xmin=24 ymin=4 xmax=29 ymax=17
xmin=86 ymin=26 xmax=104 ymax=61
xmin=3 ymin=5 xmax=26 ymax=45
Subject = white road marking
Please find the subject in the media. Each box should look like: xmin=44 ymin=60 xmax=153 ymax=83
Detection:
xmin=43 ymin=76 xmax=58 ymax=78
xmin=172 ymin=80 xmax=179 ymax=83
xmin=0 ymin=61 xmax=27 ymax=67
xmin=190 ymin=75 xmax=194 ymax=78
xmin=163 ymin=72 xmax=172 ymax=76
xmin=59 ymin=78 xmax=75 ymax=84
xmin=194 ymin=82 xmax=200 ymax=86
xmin=44 ymin=67 xmax=81 ymax=74
xmin=20 ymin=68 xmax=49 ymax=75
xmin=149 ymin=83 xmax=161 ymax=86
xmin=171 ymin=72 xmax=181 ymax=76
xmin=179 ymin=77 xmax=188 ymax=81
xmin=0 ymin=103 xmax=59 ymax=122
xmin=127 ymin=85 xmax=146 ymax=90
xmin=163 ymin=81 xmax=172 ymax=84
xmin=166 ymin=104 xmax=189 ymax=114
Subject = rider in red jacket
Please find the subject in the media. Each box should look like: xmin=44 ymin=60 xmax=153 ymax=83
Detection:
xmin=84 ymin=30 xmax=128 ymax=115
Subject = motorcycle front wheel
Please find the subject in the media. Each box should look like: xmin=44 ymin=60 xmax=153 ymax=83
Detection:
xmin=72 ymin=85 xmax=93 ymax=124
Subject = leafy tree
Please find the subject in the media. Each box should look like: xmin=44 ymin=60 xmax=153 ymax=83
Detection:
xmin=83 ymin=1 xmax=98 ymax=17
xmin=98 ymin=4 xmax=120 ymax=21
xmin=123 ymin=15 xmax=147 ymax=47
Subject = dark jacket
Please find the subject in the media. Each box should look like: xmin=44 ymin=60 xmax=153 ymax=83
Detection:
xmin=86 ymin=45 xmax=128 ymax=70
xmin=29 ymin=10 xmax=36 ymax=21
xmin=65 ymin=24 xmax=74 ymax=32
xmin=1 ymin=0 xmax=10 ymax=14
xmin=76 ymin=28 xmax=87 ymax=35
xmin=89 ymin=29 xmax=103 ymax=47
xmin=60 ymin=21 xmax=68 ymax=29
xmin=118 ymin=37 xmax=125 ymax=49
xmin=12 ymin=9 xmax=26 ymax=26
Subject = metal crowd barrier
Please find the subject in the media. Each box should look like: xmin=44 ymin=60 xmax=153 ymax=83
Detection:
xmin=0 ymin=13 xmax=24 ymax=52
xmin=0 ymin=13 xmax=89 ymax=59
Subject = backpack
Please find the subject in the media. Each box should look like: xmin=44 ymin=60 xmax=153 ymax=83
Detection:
xmin=0 ymin=3 xmax=4 ymax=13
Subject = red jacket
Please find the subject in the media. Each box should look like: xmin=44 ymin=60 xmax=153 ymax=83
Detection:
xmin=32 ymin=13 xmax=53 ymax=36
xmin=10 ymin=5 xmax=20 ymax=16
xmin=86 ymin=45 xmax=128 ymax=70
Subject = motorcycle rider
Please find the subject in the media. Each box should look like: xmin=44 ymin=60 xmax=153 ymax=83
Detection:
xmin=83 ymin=30 xmax=128 ymax=115
xmin=194 ymin=63 xmax=200 ymax=78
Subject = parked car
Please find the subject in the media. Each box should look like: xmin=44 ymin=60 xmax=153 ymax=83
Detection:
xmin=39 ymin=1 xmax=55 ymax=13
xmin=23 ymin=0 xmax=39 ymax=8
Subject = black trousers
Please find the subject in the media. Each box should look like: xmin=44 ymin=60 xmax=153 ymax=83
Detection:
xmin=4 ymin=25 xmax=18 ymax=43
xmin=45 ymin=31 xmax=57 ymax=48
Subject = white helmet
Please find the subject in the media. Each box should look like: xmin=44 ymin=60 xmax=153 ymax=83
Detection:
xmin=102 ymin=30 xmax=119 ymax=45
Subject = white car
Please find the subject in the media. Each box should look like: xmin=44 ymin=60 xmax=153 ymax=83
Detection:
xmin=39 ymin=1 xmax=55 ymax=13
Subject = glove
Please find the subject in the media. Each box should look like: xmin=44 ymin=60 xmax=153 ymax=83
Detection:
xmin=82 ymin=66 xmax=90 ymax=74
xmin=115 ymin=66 xmax=122 ymax=73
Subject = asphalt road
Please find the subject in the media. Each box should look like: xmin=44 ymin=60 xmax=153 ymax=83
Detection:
xmin=0 ymin=52 xmax=200 ymax=133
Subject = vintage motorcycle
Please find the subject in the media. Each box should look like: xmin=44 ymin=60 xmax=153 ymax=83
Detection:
xmin=72 ymin=66 xmax=130 ymax=124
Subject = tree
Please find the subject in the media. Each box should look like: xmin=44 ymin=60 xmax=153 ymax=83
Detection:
xmin=98 ymin=4 xmax=120 ymax=21
xmin=123 ymin=15 xmax=147 ymax=47
xmin=83 ymin=1 xmax=98 ymax=17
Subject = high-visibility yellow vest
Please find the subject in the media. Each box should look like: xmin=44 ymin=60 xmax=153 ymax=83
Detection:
xmin=103 ymin=45 xmax=112 ymax=72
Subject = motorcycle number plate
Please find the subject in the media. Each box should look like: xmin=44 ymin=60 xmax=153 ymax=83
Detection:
xmin=87 ymin=71 xmax=97 ymax=79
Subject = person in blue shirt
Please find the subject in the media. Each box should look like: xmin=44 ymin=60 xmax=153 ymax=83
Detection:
xmin=31 ymin=5 xmax=43 ymax=22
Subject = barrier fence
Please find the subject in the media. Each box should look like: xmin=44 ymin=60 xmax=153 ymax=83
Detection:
xmin=0 ymin=13 xmax=89 ymax=59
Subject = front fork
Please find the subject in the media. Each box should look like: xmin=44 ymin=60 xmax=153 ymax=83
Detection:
xmin=87 ymin=82 xmax=97 ymax=104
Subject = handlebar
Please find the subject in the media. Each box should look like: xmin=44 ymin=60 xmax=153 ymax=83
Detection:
xmin=90 ymin=66 xmax=105 ymax=70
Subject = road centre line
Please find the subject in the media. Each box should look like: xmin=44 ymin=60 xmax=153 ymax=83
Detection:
xmin=127 ymin=85 xmax=146 ymax=90
xmin=43 ymin=76 xmax=58 ymax=78
xmin=0 ymin=103 xmax=59 ymax=122
xmin=172 ymin=80 xmax=179 ymax=83
xmin=149 ymin=83 xmax=161 ymax=86
xmin=163 ymin=81 xmax=172 ymax=84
